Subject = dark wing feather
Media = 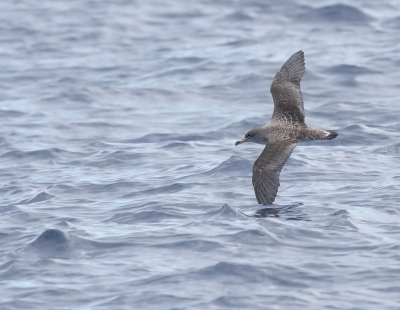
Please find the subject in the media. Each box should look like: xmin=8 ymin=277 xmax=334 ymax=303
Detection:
xmin=270 ymin=51 xmax=306 ymax=123
xmin=252 ymin=141 xmax=298 ymax=205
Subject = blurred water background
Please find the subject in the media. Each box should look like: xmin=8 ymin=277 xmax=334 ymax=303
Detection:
xmin=1 ymin=0 xmax=400 ymax=309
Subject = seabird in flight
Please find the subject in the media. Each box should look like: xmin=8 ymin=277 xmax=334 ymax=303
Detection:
xmin=235 ymin=51 xmax=338 ymax=205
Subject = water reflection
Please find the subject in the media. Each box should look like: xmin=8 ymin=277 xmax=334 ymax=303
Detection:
xmin=254 ymin=203 xmax=308 ymax=220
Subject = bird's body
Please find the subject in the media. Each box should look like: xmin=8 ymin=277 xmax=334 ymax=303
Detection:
xmin=235 ymin=51 xmax=338 ymax=205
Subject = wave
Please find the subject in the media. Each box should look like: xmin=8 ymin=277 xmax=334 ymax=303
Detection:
xmin=28 ymin=229 xmax=70 ymax=257
xmin=17 ymin=191 xmax=55 ymax=205
xmin=374 ymin=142 xmax=400 ymax=155
xmin=105 ymin=210 xmax=188 ymax=224
xmin=296 ymin=4 xmax=373 ymax=24
xmin=382 ymin=16 xmax=400 ymax=29
xmin=0 ymin=148 xmax=75 ymax=160
xmin=326 ymin=64 xmax=380 ymax=75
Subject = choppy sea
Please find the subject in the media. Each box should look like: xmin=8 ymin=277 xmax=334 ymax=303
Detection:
xmin=1 ymin=0 xmax=400 ymax=309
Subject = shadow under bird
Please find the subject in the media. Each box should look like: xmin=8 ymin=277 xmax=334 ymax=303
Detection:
xmin=235 ymin=51 xmax=338 ymax=205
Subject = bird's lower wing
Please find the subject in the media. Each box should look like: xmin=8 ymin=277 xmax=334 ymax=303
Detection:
xmin=252 ymin=141 xmax=298 ymax=205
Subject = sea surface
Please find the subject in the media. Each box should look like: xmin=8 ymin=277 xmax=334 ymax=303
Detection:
xmin=1 ymin=0 xmax=400 ymax=309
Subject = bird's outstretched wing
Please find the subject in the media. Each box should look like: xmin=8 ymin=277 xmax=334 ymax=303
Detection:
xmin=252 ymin=141 xmax=298 ymax=205
xmin=270 ymin=51 xmax=306 ymax=123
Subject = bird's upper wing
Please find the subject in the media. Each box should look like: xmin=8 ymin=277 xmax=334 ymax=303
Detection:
xmin=252 ymin=141 xmax=298 ymax=205
xmin=270 ymin=50 xmax=306 ymax=123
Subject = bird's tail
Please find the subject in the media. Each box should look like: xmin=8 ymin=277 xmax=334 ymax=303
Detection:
xmin=301 ymin=128 xmax=338 ymax=141
xmin=324 ymin=130 xmax=338 ymax=140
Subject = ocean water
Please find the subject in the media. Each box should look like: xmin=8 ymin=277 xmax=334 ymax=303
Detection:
xmin=1 ymin=0 xmax=400 ymax=309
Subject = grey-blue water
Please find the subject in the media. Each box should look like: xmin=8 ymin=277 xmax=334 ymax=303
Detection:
xmin=1 ymin=1 xmax=400 ymax=309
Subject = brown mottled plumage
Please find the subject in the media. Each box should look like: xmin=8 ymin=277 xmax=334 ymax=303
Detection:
xmin=235 ymin=51 xmax=338 ymax=205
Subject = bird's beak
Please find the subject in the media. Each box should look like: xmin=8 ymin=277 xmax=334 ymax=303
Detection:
xmin=235 ymin=138 xmax=247 ymax=146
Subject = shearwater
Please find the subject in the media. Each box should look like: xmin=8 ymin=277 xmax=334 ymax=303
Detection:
xmin=235 ymin=51 xmax=338 ymax=205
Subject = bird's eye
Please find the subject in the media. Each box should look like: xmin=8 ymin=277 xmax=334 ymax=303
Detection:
xmin=245 ymin=133 xmax=251 ymax=138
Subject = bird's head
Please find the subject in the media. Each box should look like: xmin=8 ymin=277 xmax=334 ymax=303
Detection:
xmin=235 ymin=128 xmax=267 ymax=146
